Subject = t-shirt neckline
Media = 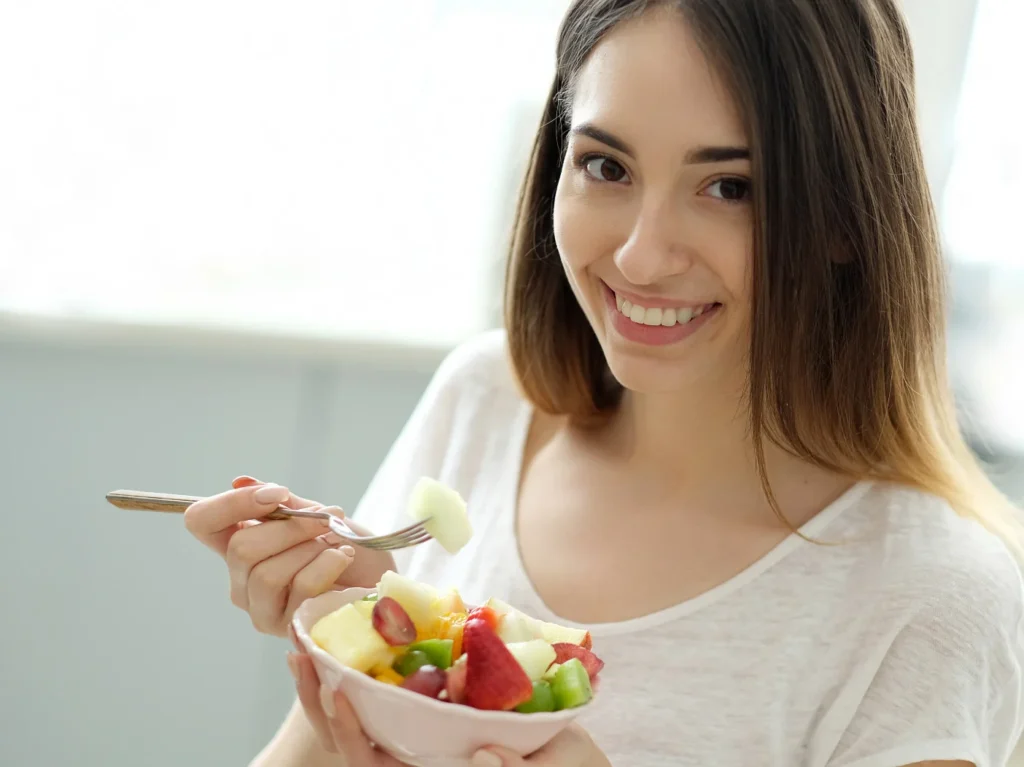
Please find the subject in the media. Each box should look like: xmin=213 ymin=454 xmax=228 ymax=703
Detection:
xmin=501 ymin=399 xmax=874 ymax=636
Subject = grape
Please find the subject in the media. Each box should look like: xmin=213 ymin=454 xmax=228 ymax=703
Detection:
xmin=400 ymin=666 xmax=448 ymax=699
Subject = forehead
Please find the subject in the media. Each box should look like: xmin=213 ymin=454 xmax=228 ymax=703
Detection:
xmin=568 ymin=8 xmax=747 ymax=149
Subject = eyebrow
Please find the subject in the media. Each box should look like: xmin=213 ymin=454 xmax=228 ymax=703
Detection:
xmin=570 ymin=122 xmax=750 ymax=165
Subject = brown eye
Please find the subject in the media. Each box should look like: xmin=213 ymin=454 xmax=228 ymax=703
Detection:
xmin=704 ymin=177 xmax=751 ymax=202
xmin=582 ymin=156 xmax=628 ymax=183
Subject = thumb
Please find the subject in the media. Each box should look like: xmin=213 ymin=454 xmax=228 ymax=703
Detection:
xmin=471 ymin=748 xmax=522 ymax=767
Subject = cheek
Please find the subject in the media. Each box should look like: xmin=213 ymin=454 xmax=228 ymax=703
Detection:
xmin=553 ymin=175 xmax=615 ymax=273
xmin=713 ymin=224 xmax=753 ymax=305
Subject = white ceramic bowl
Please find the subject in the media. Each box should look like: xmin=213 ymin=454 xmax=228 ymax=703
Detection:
xmin=292 ymin=588 xmax=594 ymax=767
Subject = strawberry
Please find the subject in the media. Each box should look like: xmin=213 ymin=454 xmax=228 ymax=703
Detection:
xmin=467 ymin=606 xmax=500 ymax=631
xmin=372 ymin=597 xmax=417 ymax=646
xmin=552 ymin=642 xmax=605 ymax=680
xmin=462 ymin=618 xmax=533 ymax=711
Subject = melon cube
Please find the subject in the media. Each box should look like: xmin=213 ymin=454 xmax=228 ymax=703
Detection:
xmin=408 ymin=477 xmax=473 ymax=554
xmin=506 ymin=640 xmax=557 ymax=681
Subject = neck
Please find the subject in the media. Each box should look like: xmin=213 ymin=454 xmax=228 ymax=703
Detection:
xmin=589 ymin=377 xmax=851 ymax=526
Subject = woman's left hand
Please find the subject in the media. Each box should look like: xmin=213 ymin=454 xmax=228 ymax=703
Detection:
xmin=470 ymin=725 xmax=610 ymax=767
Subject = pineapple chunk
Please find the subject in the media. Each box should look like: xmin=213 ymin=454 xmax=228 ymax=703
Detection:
xmin=310 ymin=603 xmax=393 ymax=673
xmin=408 ymin=477 xmax=473 ymax=554
xmin=369 ymin=647 xmax=404 ymax=677
xmin=432 ymin=586 xmax=467 ymax=616
xmin=352 ymin=600 xmax=375 ymax=619
xmin=378 ymin=571 xmax=442 ymax=636
xmin=373 ymin=667 xmax=405 ymax=686
xmin=506 ymin=640 xmax=557 ymax=681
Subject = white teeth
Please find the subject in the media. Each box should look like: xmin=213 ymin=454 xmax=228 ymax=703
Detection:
xmin=614 ymin=292 xmax=713 ymax=326
xmin=643 ymin=307 xmax=663 ymax=326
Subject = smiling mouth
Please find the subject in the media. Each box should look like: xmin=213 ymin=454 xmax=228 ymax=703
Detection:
xmin=613 ymin=292 xmax=722 ymax=328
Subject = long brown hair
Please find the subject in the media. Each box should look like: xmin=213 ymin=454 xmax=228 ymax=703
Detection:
xmin=504 ymin=0 xmax=1023 ymax=553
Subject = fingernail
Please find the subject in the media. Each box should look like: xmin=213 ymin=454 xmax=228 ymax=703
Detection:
xmin=319 ymin=684 xmax=336 ymax=718
xmin=286 ymin=653 xmax=300 ymax=681
xmin=254 ymin=484 xmax=290 ymax=505
xmin=339 ymin=545 xmax=355 ymax=556
xmin=324 ymin=532 xmax=346 ymax=546
xmin=471 ymin=751 xmax=503 ymax=767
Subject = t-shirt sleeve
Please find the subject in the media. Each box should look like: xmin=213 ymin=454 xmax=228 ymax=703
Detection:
xmin=822 ymin=548 xmax=1024 ymax=767
xmin=345 ymin=330 xmax=504 ymax=572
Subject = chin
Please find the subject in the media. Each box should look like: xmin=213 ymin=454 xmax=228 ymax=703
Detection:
xmin=598 ymin=338 xmax=707 ymax=395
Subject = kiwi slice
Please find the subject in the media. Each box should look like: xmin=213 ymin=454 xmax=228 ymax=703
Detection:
xmin=550 ymin=658 xmax=592 ymax=710
xmin=392 ymin=649 xmax=431 ymax=677
xmin=515 ymin=680 xmax=556 ymax=713
xmin=407 ymin=639 xmax=453 ymax=670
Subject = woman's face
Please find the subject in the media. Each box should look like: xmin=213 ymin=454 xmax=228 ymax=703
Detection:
xmin=553 ymin=8 xmax=754 ymax=396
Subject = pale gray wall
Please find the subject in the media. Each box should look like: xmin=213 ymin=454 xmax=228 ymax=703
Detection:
xmin=0 ymin=322 xmax=441 ymax=767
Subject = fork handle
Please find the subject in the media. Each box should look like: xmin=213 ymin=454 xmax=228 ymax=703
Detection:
xmin=105 ymin=489 xmax=291 ymax=520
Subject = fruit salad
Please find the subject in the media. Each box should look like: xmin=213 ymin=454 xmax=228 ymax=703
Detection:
xmin=310 ymin=571 xmax=604 ymax=713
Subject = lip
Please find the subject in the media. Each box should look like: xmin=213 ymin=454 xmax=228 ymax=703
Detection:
xmin=601 ymin=282 xmax=721 ymax=347
xmin=603 ymin=282 xmax=715 ymax=311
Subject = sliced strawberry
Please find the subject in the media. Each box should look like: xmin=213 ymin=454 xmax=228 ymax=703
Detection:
xmin=446 ymin=660 xmax=468 ymax=704
xmin=372 ymin=596 xmax=417 ymax=646
xmin=552 ymin=642 xmax=605 ymax=679
xmin=581 ymin=632 xmax=593 ymax=651
xmin=467 ymin=606 xmax=500 ymax=631
xmin=462 ymin=618 xmax=533 ymax=711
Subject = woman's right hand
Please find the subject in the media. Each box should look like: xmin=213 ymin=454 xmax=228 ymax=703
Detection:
xmin=184 ymin=475 xmax=396 ymax=638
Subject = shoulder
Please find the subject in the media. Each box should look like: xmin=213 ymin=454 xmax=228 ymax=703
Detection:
xmin=838 ymin=482 xmax=1024 ymax=653
xmin=816 ymin=484 xmax=1024 ymax=765
xmin=424 ymin=327 xmax=522 ymax=409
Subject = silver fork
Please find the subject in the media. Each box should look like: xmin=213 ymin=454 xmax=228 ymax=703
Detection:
xmin=104 ymin=490 xmax=433 ymax=551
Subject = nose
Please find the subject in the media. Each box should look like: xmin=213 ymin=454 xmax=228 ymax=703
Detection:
xmin=613 ymin=197 xmax=694 ymax=286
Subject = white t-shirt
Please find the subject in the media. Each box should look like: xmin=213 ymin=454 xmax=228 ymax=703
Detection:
xmin=352 ymin=329 xmax=1024 ymax=767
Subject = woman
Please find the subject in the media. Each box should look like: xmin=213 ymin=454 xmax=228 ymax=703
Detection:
xmin=185 ymin=1 xmax=1024 ymax=765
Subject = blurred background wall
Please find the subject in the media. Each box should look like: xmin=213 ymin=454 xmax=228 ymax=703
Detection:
xmin=0 ymin=1 xmax=1021 ymax=765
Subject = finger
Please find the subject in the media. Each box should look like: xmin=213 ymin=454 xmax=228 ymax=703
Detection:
xmin=474 ymin=726 xmax=591 ymax=766
xmin=226 ymin=519 xmax=338 ymax=613
xmin=246 ymin=537 xmax=341 ymax=632
xmin=319 ymin=684 xmax=405 ymax=766
xmin=183 ymin=483 xmax=294 ymax=555
xmin=225 ymin=515 xmax=338 ymax=577
xmin=283 ymin=545 xmax=356 ymax=620
xmin=291 ymin=652 xmax=336 ymax=753
xmin=289 ymin=622 xmax=305 ymax=653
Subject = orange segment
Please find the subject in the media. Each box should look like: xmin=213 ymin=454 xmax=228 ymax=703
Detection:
xmin=437 ymin=612 xmax=468 ymax=660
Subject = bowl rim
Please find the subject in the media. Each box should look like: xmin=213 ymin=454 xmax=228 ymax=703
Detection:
xmin=292 ymin=587 xmax=597 ymax=724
